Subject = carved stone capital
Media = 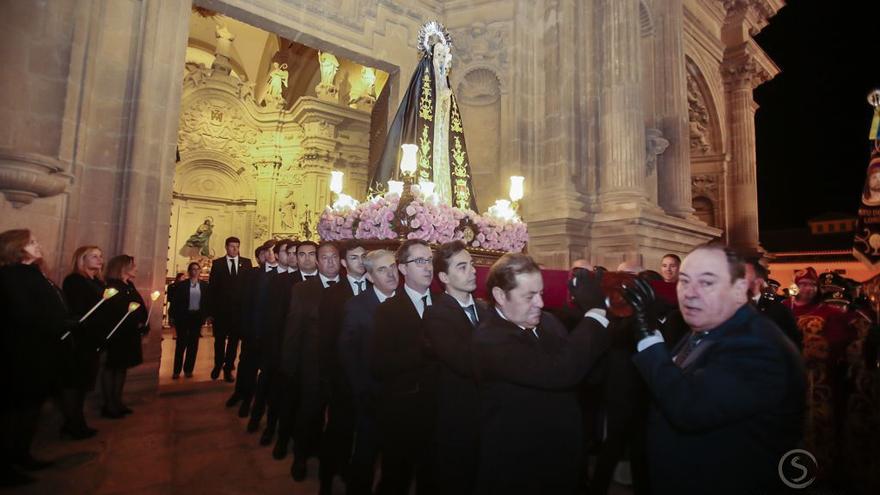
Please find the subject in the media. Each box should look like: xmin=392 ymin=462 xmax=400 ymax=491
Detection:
xmin=0 ymin=150 xmax=72 ymax=207
xmin=721 ymin=48 xmax=771 ymax=91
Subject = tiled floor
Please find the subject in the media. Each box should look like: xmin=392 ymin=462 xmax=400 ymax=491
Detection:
xmin=17 ymin=329 xmax=634 ymax=494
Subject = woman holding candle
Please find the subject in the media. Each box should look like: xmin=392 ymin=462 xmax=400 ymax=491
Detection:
xmin=59 ymin=246 xmax=106 ymax=438
xmin=100 ymin=255 xmax=148 ymax=419
xmin=0 ymin=229 xmax=67 ymax=486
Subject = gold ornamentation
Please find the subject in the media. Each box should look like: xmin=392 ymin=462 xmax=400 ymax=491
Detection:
xmin=419 ymin=125 xmax=432 ymax=181
xmin=419 ymin=71 xmax=434 ymax=121
xmin=450 ymin=100 xmax=463 ymax=133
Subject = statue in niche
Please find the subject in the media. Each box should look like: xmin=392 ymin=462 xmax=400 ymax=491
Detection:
xmin=316 ymin=52 xmax=340 ymax=102
xmin=279 ymin=191 xmax=298 ymax=230
xmin=180 ymin=217 xmax=214 ymax=258
xmin=350 ymin=66 xmax=378 ymax=110
xmin=261 ymin=62 xmax=288 ymax=106
xmin=367 ymin=21 xmax=479 ymax=211
xmin=319 ymin=52 xmax=340 ymax=86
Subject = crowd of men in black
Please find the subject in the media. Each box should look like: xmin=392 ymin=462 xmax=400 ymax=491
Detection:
xmin=164 ymin=235 xmax=808 ymax=495
xmin=1 ymin=225 xmax=818 ymax=494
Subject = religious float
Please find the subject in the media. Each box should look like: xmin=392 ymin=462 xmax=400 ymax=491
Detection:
xmin=317 ymin=21 xmax=528 ymax=264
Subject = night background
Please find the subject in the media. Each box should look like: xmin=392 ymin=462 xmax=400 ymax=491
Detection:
xmin=754 ymin=0 xmax=878 ymax=231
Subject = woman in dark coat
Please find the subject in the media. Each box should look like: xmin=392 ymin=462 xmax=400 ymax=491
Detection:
xmin=100 ymin=255 xmax=148 ymax=418
xmin=0 ymin=229 xmax=68 ymax=487
xmin=59 ymin=246 xmax=106 ymax=439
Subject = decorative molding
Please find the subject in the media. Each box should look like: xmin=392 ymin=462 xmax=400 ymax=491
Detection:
xmin=456 ymin=67 xmax=502 ymax=106
xmin=645 ymin=128 xmax=669 ymax=175
xmin=0 ymin=150 xmax=72 ymax=207
xmin=449 ymin=22 xmax=509 ymax=77
xmin=691 ymin=174 xmax=719 ymax=200
xmin=721 ymin=47 xmax=772 ymax=91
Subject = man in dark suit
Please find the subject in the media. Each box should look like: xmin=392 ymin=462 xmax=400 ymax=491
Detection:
xmin=284 ymin=242 xmax=341 ymax=481
xmin=273 ymin=240 xmax=319 ymax=460
xmin=168 ymin=261 xmax=209 ymax=379
xmin=231 ymin=240 xmax=278 ymax=418
xmin=293 ymin=240 xmax=319 ymax=283
xmin=208 ymin=236 xmax=252 ymax=382
xmin=249 ymin=239 xmax=296 ymax=439
xmin=339 ymin=249 xmax=398 ymax=495
xmin=745 ymin=259 xmax=801 ymax=349
xmin=423 ymin=241 xmax=490 ymax=494
xmin=316 ymin=240 xmax=368 ymax=493
xmin=472 ymin=253 xmax=611 ymax=494
xmin=629 ymin=244 xmax=806 ymax=495
xmin=370 ymin=239 xmax=437 ymax=495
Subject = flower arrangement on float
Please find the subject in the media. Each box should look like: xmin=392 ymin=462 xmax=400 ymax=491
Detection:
xmin=317 ymin=151 xmax=529 ymax=253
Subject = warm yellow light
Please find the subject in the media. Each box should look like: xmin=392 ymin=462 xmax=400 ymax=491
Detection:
xmin=488 ymin=199 xmax=518 ymax=222
xmin=127 ymin=302 xmax=141 ymax=312
xmin=509 ymin=176 xmax=524 ymax=202
xmin=332 ymin=193 xmax=359 ymax=211
xmin=789 ymin=284 xmax=799 ymax=296
xmin=150 ymin=290 xmax=161 ymax=302
xmin=330 ymin=170 xmax=344 ymax=194
xmin=419 ymin=181 xmax=435 ymax=198
xmin=400 ymin=144 xmax=418 ymax=176
xmin=387 ymin=180 xmax=404 ymax=196
xmin=103 ymin=287 xmax=119 ymax=300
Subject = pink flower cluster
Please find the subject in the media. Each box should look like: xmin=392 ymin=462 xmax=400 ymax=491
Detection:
xmin=403 ymin=197 xmax=468 ymax=244
xmin=354 ymin=194 xmax=400 ymax=240
xmin=470 ymin=213 xmax=528 ymax=252
xmin=317 ymin=190 xmax=528 ymax=252
xmin=318 ymin=193 xmax=400 ymax=241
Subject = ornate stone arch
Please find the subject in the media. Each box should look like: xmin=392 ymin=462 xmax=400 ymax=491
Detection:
xmin=684 ymin=56 xmax=723 ymax=156
xmin=175 ymin=150 xmax=256 ymax=202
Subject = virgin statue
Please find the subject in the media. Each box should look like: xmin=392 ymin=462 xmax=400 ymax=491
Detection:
xmin=368 ymin=21 xmax=478 ymax=211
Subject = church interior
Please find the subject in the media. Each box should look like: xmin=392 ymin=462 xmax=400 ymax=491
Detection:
xmin=6 ymin=1 xmax=876 ymax=494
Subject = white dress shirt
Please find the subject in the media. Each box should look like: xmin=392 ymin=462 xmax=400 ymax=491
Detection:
xmin=319 ymin=273 xmax=340 ymax=289
xmin=188 ymin=280 xmax=201 ymax=311
xmin=404 ymin=284 xmax=432 ymax=318
xmin=348 ymin=275 xmax=367 ymax=295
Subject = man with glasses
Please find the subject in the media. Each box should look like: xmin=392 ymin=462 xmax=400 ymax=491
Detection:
xmin=370 ymin=239 xmax=438 ymax=495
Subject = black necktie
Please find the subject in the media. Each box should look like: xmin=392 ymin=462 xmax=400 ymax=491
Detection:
xmin=326 ymin=280 xmax=337 ymax=287
xmin=674 ymin=331 xmax=709 ymax=368
xmin=230 ymin=260 xmax=236 ymax=276
xmin=305 ymin=274 xmax=315 ymax=280
xmin=357 ymin=281 xmax=365 ymax=294
xmin=463 ymin=304 xmax=478 ymax=327
xmin=422 ymin=295 xmax=430 ymax=308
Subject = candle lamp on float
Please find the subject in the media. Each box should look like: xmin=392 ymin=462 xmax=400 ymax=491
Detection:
xmin=329 ymin=170 xmax=359 ymax=211
xmin=393 ymin=143 xmax=421 ymax=239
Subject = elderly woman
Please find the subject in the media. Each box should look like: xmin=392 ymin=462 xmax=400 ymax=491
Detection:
xmin=60 ymin=246 xmax=106 ymax=439
xmin=100 ymin=255 xmax=148 ymax=419
xmin=0 ymin=229 xmax=68 ymax=486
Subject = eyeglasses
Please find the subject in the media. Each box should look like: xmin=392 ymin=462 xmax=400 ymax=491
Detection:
xmin=404 ymin=258 xmax=432 ymax=266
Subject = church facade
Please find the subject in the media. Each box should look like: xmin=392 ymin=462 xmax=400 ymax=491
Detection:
xmin=0 ymin=0 xmax=781 ymax=388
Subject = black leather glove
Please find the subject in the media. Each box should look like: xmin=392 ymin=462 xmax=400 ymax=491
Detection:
xmin=568 ymin=267 xmax=604 ymax=312
xmin=621 ymin=278 xmax=656 ymax=342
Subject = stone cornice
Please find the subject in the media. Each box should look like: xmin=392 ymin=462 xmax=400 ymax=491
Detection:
xmin=0 ymin=150 xmax=73 ymax=207
xmin=721 ymin=0 xmax=784 ymax=36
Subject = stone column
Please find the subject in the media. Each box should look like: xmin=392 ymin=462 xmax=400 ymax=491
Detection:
xmin=653 ymin=0 xmax=693 ymax=218
xmin=722 ymin=47 xmax=768 ymax=256
xmin=598 ymin=0 xmax=647 ymax=209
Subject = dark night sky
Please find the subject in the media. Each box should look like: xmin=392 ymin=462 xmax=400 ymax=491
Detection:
xmin=753 ymin=0 xmax=878 ymax=231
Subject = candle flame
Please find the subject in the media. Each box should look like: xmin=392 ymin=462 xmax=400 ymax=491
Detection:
xmin=103 ymin=287 xmax=119 ymax=300
xmin=128 ymin=302 xmax=141 ymax=312
xmin=150 ymin=290 xmax=161 ymax=301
